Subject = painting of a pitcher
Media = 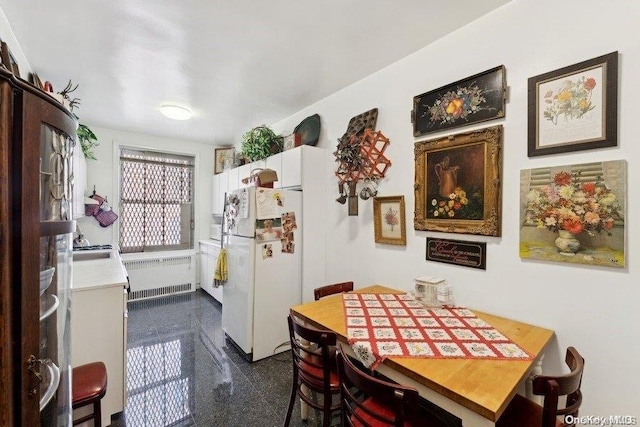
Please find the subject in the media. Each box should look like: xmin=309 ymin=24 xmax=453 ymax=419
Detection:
xmin=414 ymin=125 xmax=503 ymax=236
xmin=434 ymin=156 xmax=460 ymax=197
xmin=426 ymin=144 xmax=485 ymax=221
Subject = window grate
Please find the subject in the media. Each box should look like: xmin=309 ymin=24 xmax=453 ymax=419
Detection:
xmin=120 ymin=148 xmax=194 ymax=253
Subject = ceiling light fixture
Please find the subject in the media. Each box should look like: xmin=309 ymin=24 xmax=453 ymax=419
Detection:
xmin=160 ymin=105 xmax=193 ymax=121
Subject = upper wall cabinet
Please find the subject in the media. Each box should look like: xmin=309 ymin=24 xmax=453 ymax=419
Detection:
xmin=264 ymin=154 xmax=282 ymax=188
xmin=211 ymin=146 xmax=324 ymax=214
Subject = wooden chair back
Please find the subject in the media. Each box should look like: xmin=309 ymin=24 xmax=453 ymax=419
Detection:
xmin=284 ymin=314 xmax=340 ymax=427
xmin=336 ymin=347 xmax=419 ymax=427
xmin=314 ymin=281 xmax=354 ymax=301
xmin=498 ymin=347 xmax=585 ymax=427
xmin=534 ymin=346 xmax=585 ymax=427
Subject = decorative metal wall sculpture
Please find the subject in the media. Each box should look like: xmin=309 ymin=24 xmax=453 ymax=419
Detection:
xmin=334 ymin=128 xmax=391 ymax=215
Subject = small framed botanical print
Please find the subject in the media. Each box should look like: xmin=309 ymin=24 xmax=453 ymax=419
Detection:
xmin=373 ymin=195 xmax=406 ymax=245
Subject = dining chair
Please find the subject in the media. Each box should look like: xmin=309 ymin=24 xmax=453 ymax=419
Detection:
xmin=313 ymin=281 xmax=354 ymax=301
xmin=72 ymin=361 xmax=108 ymax=426
xmin=284 ymin=314 xmax=341 ymax=427
xmin=496 ymin=346 xmax=585 ymax=427
xmin=336 ymin=347 xmax=449 ymax=427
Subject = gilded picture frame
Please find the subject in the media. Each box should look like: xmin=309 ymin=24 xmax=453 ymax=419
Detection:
xmin=414 ymin=125 xmax=502 ymax=236
xmin=528 ymin=51 xmax=618 ymax=157
xmin=373 ymin=195 xmax=406 ymax=245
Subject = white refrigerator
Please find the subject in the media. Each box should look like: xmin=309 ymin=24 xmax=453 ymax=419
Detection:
xmin=222 ymin=186 xmax=302 ymax=361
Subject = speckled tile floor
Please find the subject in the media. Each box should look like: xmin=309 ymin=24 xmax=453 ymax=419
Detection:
xmin=110 ymin=290 xmax=333 ymax=427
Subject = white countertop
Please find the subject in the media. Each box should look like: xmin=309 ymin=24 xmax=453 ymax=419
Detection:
xmin=199 ymin=239 xmax=222 ymax=248
xmin=73 ymin=250 xmax=128 ymax=292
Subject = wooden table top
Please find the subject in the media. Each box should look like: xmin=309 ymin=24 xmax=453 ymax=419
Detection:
xmin=290 ymin=285 xmax=555 ymax=422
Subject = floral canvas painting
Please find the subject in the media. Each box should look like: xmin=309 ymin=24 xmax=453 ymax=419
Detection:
xmin=412 ymin=66 xmax=505 ymax=137
xmin=519 ymin=160 xmax=626 ymax=268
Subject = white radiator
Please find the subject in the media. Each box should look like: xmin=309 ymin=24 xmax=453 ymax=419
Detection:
xmin=123 ymin=254 xmax=196 ymax=301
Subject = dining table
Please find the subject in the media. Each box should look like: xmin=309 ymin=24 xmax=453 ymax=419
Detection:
xmin=290 ymin=285 xmax=555 ymax=427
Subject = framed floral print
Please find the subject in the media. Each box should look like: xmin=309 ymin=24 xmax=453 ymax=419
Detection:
xmin=214 ymin=147 xmax=235 ymax=174
xmin=414 ymin=125 xmax=502 ymax=236
xmin=411 ymin=65 xmax=506 ymax=137
xmin=528 ymin=51 xmax=618 ymax=157
xmin=373 ymin=195 xmax=406 ymax=245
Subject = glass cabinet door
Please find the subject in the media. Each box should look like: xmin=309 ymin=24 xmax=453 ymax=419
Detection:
xmin=2 ymin=66 xmax=77 ymax=427
xmin=37 ymin=124 xmax=74 ymax=426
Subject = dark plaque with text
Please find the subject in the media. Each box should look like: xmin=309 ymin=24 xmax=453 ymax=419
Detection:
xmin=426 ymin=237 xmax=486 ymax=270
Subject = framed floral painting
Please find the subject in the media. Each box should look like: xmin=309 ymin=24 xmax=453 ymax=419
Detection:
xmin=411 ymin=65 xmax=506 ymax=137
xmin=214 ymin=147 xmax=235 ymax=174
xmin=414 ymin=125 xmax=502 ymax=236
xmin=528 ymin=51 xmax=618 ymax=157
xmin=520 ymin=160 xmax=626 ymax=268
xmin=373 ymin=195 xmax=406 ymax=245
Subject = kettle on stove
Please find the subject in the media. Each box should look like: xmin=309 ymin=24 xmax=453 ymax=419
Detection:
xmin=73 ymin=223 xmax=90 ymax=248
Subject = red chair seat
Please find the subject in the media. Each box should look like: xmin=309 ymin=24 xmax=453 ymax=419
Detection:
xmin=299 ymin=353 xmax=340 ymax=389
xmin=352 ymin=397 xmax=416 ymax=427
xmin=72 ymin=361 xmax=107 ymax=408
xmin=497 ymin=394 xmax=564 ymax=427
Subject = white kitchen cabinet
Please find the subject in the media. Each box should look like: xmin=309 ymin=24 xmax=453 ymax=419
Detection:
xmin=219 ymin=171 xmax=229 ymax=213
xmin=211 ymin=173 xmax=219 ymax=214
xmin=237 ymin=163 xmax=254 ymax=188
xmin=212 ymin=173 xmax=222 ymax=215
xmin=227 ymin=167 xmax=239 ymax=192
xmin=279 ymin=145 xmax=323 ymax=189
xmin=72 ymin=140 xmax=87 ymax=219
xmin=212 ymin=171 xmax=231 ymax=215
xmin=71 ymin=253 xmax=128 ymax=425
xmin=280 ymin=147 xmax=303 ymax=188
xmin=265 ymin=153 xmax=282 ymax=188
xmin=199 ymin=240 xmax=223 ymax=303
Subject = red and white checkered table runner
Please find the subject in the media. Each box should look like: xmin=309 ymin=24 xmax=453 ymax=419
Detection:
xmin=343 ymin=293 xmax=533 ymax=369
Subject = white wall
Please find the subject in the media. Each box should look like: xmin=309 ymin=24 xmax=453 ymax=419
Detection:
xmin=0 ymin=7 xmax=30 ymax=75
xmin=271 ymin=0 xmax=640 ymax=415
xmin=75 ymin=126 xmax=214 ymax=249
xmin=4 ymin=0 xmax=639 ymax=415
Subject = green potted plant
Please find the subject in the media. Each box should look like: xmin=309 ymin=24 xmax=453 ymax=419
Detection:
xmin=241 ymin=125 xmax=283 ymax=162
xmin=76 ymin=123 xmax=99 ymax=160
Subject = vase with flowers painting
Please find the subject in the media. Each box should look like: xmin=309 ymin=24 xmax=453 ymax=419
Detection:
xmin=523 ymin=170 xmax=623 ymax=256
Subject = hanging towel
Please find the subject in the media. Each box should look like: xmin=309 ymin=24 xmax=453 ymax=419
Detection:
xmin=213 ymin=248 xmax=228 ymax=287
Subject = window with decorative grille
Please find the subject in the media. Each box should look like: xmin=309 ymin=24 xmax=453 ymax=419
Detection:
xmin=120 ymin=148 xmax=195 ymax=253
